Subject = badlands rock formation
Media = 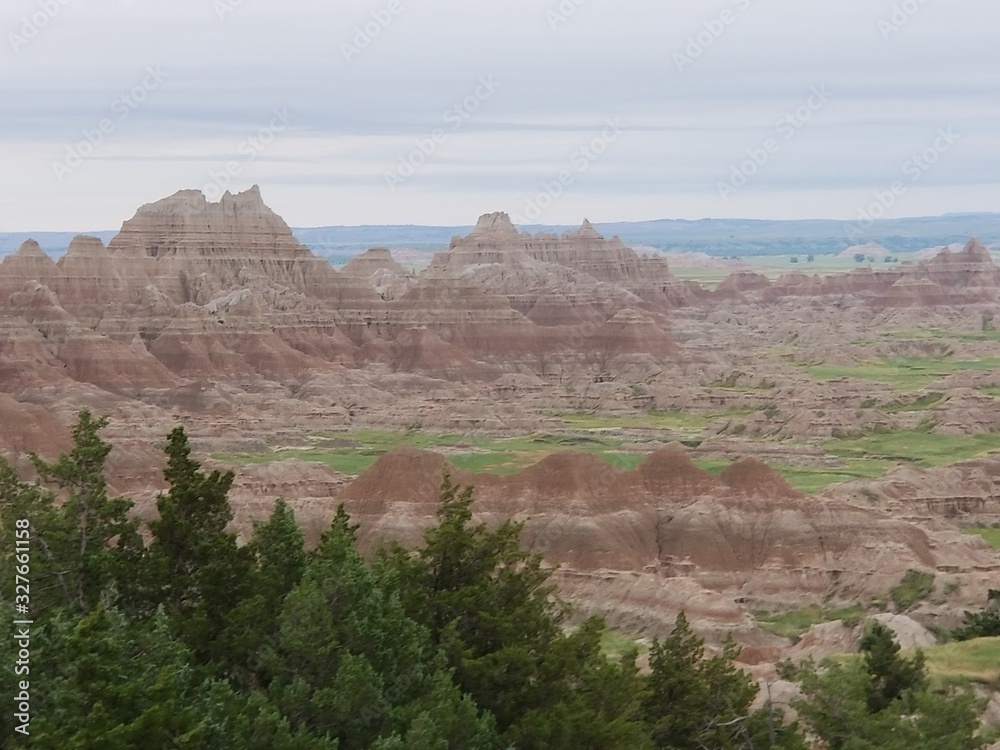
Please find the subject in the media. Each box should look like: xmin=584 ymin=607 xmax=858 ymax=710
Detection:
xmin=107 ymin=186 xmax=351 ymax=304
xmin=709 ymin=238 xmax=1000 ymax=308
xmin=335 ymin=444 xmax=998 ymax=640
xmin=3 ymin=185 xmax=1000 ymax=647
xmin=425 ymin=212 xmax=705 ymax=320
xmin=341 ymin=247 xmax=411 ymax=301
xmin=0 ymin=189 xmax=677 ymax=411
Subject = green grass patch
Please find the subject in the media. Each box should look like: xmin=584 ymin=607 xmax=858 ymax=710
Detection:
xmin=965 ymin=527 xmax=1000 ymax=549
xmin=666 ymin=267 xmax=730 ymax=289
xmin=554 ymin=408 xmax=731 ymax=434
xmin=803 ymin=356 xmax=1000 ymax=392
xmin=920 ymin=637 xmax=1000 ymax=685
xmin=755 ymin=605 xmax=866 ymax=639
xmin=823 ymin=430 xmax=1000 ymax=468
xmin=880 ymin=392 xmax=946 ymax=413
xmin=216 ymin=417 xmax=999 ymax=494
xmin=217 ymin=429 xmax=634 ymax=477
xmin=694 ymin=457 xmax=891 ymax=495
xmin=599 ymin=630 xmax=648 ymax=662
xmin=879 ymin=327 xmax=1000 ymax=344
xmin=832 ymin=638 xmax=1000 ymax=688
xmin=978 ymin=387 xmax=1000 ymax=399
xmin=772 ymin=460 xmax=893 ymax=495
xmin=222 ymin=425 xmax=868 ymax=490
xmin=448 ymin=452 xmax=533 ymax=475
xmin=690 ymin=458 xmax=729 ymax=476
xmin=215 ymin=449 xmax=382 ymax=476
xmin=890 ymin=569 xmax=936 ymax=611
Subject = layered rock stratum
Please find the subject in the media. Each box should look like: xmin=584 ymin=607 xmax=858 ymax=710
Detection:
xmin=3 ymin=186 xmax=1000 ymax=652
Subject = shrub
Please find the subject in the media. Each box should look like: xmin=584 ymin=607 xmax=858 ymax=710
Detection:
xmin=891 ymin=569 xmax=936 ymax=611
xmin=952 ymin=589 xmax=1000 ymax=641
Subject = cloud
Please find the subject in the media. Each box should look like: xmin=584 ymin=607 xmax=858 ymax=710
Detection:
xmin=0 ymin=0 xmax=998 ymax=229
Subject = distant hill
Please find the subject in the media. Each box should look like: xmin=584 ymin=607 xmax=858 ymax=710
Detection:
xmin=291 ymin=212 xmax=1000 ymax=259
xmin=0 ymin=231 xmax=118 ymax=259
xmin=4 ymin=213 xmax=999 ymax=260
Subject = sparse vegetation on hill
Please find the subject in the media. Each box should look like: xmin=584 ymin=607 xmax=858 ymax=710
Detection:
xmin=890 ymin=570 xmax=937 ymax=611
xmin=803 ymin=355 xmax=1000 ymax=391
xmin=967 ymin=526 xmax=1000 ymax=549
xmin=952 ymin=590 xmax=1000 ymax=642
xmin=922 ymin=636 xmax=1000 ymax=686
xmin=216 ymin=412 xmax=1000 ymax=499
xmin=755 ymin=605 xmax=866 ymax=639
xmin=825 ymin=429 xmax=1000 ymax=468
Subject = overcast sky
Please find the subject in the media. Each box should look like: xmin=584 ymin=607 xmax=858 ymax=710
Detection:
xmin=1 ymin=0 xmax=998 ymax=230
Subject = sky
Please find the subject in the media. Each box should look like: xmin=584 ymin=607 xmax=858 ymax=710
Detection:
xmin=1 ymin=0 xmax=998 ymax=231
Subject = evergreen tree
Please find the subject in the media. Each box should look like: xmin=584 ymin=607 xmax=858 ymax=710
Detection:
xmin=1 ymin=411 xmax=141 ymax=615
xmin=859 ymin=622 xmax=925 ymax=713
xmin=6 ymin=605 xmax=336 ymax=750
xmin=0 ymin=456 xmax=53 ymax=606
xmin=643 ymin=613 xmax=805 ymax=750
xmin=227 ymin=498 xmax=308 ymax=689
xmin=953 ymin=589 xmax=1000 ymax=640
xmin=382 ymin=472 xmax=651 ymax=748
xmin=140 ymin=426 xmax=254 ymax=669
xmin=794 ymin=625 xmax=985 ymax=750
xmin=263 ymin=504 xmax=499 ymax=749
xmin=499 ymin=617 xmax=651 ymax=749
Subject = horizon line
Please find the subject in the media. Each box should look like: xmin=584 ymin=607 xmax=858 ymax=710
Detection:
xmin=4 ymin=209 xmax=999 ymax=236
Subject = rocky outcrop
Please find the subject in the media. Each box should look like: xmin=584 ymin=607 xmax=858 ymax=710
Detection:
xmin=0 ymin=392 xmax=72 ymax=461
xmin=827 ymin=454 xmax=1000 ymax=525
xmin=424 ymin=212 xmax=694 ymax=314
xmin=0 ymin=240 xmax=61 ymax=304
xmin=342 ymin=247 xmax=412 ymax=301
xmin=337 ymin=445 xmax=996 ymax=636
xmin=54 ymin=235 xmax=126 ymax=320
xmin=107 ymin=186 xmax=359 ymax=304
xmin=341 ymin=247 xmax=408 ymax=278
xmin=714 ymin=238 xmax=1000 ymax=308
xmin=922 ymin=238 xmax=1000 ymax=288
